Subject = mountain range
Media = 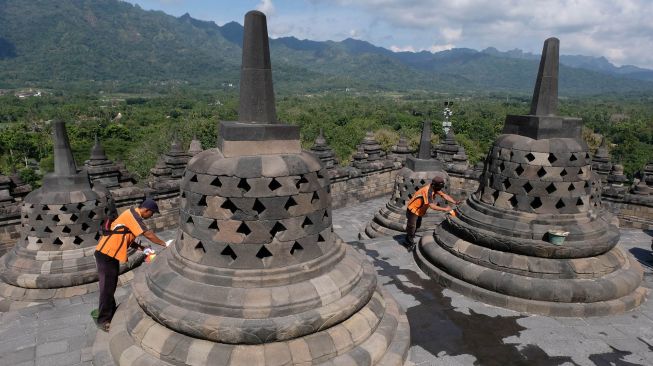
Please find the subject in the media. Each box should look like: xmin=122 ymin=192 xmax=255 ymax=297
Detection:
xmin=1 ymin=0 xmax=652 ymax=96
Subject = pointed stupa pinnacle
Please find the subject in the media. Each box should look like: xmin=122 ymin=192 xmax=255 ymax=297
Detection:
xmin=238 ymin=10 xmax=276 ymax=124
xmin=417 ymin=120 xmax=432 ymax=159
xmin=52 ymin=120 xmax=77 ymax=177
xmin=315 ymin=128 xmax=326 ymax=146
xmin=530 ymin=37 xmax=559 ymax=116
xmin=90 ymin=133 xmax=107 ymax=160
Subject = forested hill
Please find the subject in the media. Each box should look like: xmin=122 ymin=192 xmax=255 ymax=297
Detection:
xmin=1 ymin=0 xmax=653 ymax=95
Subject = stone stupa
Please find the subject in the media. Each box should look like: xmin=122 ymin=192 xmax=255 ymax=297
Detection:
xmin=310 ymin=128 xmax=338 ymax=172
xmin=591 ymin=137 xmax=612 ymax=184
xmin=415 ymin=38 xmax=647 ymax=316
xmin=0 ymin=121 xmax=143 ymax=311
xmin=97 ymin=10 xmax=409 ymax=365
xmin=363 ymin=120 xmax=449 ymax=239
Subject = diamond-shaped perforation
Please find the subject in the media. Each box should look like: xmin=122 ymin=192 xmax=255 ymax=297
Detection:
xmin=53 ymin=237 xmax=63 ymax=245
xmin=290 ymin=242 xmax=303 ymax=255
xmin=419 ymin=179 xmax=426 ymax=185
xmin=270 ymin=222 xmax=286 ymax=237
xmin=296 ymin=175 xmax=309 ymax=189
xmin=186 ymin=216 xmax=194 ymax=224
xmin=318 ymin=233 xmax=326 ymax=242
xmin=88 ymin=211 xmax=96 ymax=219
xmin=36 ymin=214 xmax=43 ymax=221
xmin=60 ymin=206 xmax=68 ymax=212
xmin=523 ymin=182 xmax=533 ymax=193
xmin=211 ymin=177 xmax=222 ymax=187
xmin=537 ymin=167 xmax=547 ymax=178
xmin=515 ymin=165 xmax=524 ymax=176
xmin=548 ymin=153 xmax=557 ymax=164
xmin=197 ymin=195 xmax=207 ymax=207
xmin=546 ymin=183 xmax=557 ymax=194
xmin=503 ymin=178 xmax=511 ymax=190
xmin=556 ymin=199 xmax=566 ymax=209
xmin=73 ymin=236 xmax=83 ymax=245
xmin=311 ymin=191 xmax=320 ymax=204
xmin=42 ymin=205 xmax=49 ymax=211
xmin=76 ymin=203 xmax=84 ymax=210
xmin=492 ymin=190 xmax=500 ymax=202
xmin=560 ymin=169 xmax=568 ymax=177
xmin=570 ymin=154 xmax=578 ymax=161
xmin=268 ymin=178 xmax=281 ymax=191
xmin=44 ymin=226 xmax=52 ymax=233
xmin=208 ymin=220 xmax=219 ymax=230
xmin=323 ymin=210 xmax=329 ymax=220
xmin=195 ymin=242 xmax=206 ymax=253
xmin=568 ymin=183 xmax=575 ymax=191
xmin=530 ymin=197 xmax=542 ymax=209
xmin=256 ymin=245 xmax=273 ymax=259
xmin=62 ymin=226 xmax=71 ymax=234
xmin=284 ymin=197 xmax=297 ymax=211
xmin=301 ymin=217 xmax=313 ymax=228
xmin=81 ymin=223 xmax=89 ymax=231
xmin=238 ymin=178 xmax=251 ymax=192
xmin=584 ymin=181 xmax=590 ymax=188
xmin=253 ymin=199 xmax=266 ymax=215
xmin=509 ymin=195 xmax=519 ymax=208
xmin=576 ymin=198 xmax=584 ymax=206
xmin=70 ymin=213 xmax=78 ymax=222
xmin=236 ymin=222 xmax=251 ymax=236
xmin=221 ymin=245 xmax=237 ymax=261
xmin=52 ymin=215 xmax=60 ymax=222
xmin=190 ymin=174 xmax=198 ymax=182
xmin=220 ymin=199 xmax=238 ymax=214
xmin=578 ymin=168 xmax=584 ymax=175
xmin=525 ymin=153 xmax=535 ymax=162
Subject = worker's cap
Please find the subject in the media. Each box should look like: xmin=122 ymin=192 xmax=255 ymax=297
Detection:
xmin=431 ymin=176 xmax=445 ymax=186
xmin=140 ymin=198 xmax=160 ymax=214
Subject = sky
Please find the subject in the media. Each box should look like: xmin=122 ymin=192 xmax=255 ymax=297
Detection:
xmin=125 ymin=0 xmax=653 ymax=69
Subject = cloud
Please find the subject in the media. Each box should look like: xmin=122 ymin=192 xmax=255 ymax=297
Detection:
xmin=256 ymin=0 xmax=276 ymax=16
xmin=307 ymin=0 xmax=653 ymax=68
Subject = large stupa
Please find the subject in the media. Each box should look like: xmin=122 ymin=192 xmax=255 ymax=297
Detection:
xmin=99 ymin=11 xmax=409 ymax=365
xmin=0 ymin=121 xmax=143 ymax=311
xmin=415 ymin=38 xmax=647 ymax=316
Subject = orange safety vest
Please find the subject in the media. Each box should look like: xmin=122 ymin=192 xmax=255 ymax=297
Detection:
xmin=407 ymin=185 xmax=451 ymax=217
xmin=95 ymin=208 xmax=148 ymax=262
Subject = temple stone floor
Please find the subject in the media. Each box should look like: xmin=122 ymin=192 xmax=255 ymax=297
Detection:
xmin=1 ymin=197 xmax=652 ymax=366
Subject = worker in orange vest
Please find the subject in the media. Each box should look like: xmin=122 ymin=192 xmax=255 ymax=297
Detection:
xmin=94 ymin=198 xmax=170 ymax=332
xmin=405 ymin=176 xmax=459 ymax=250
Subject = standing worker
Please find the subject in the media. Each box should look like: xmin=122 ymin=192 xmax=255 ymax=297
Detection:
xmin=405 ymin=176 xmax=459 ymax=250
xmin=94 ymin=198 xmax=170 ymax=332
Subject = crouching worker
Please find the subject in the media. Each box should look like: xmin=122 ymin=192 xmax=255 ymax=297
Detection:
xmin=405 ymin=176 xmax=459 ymax=250
xmin=94 ymin=198 xmax=170 ymax=332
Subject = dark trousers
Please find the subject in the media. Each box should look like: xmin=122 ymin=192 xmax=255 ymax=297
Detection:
xmin=95 ymin=250 xmax=119 ymax=325
xmin=405 ymin=209 xmax=422 ymax=243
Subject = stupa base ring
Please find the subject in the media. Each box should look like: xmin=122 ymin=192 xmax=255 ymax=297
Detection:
xmin=94 ymin=286 xmax=409 ymax=366
xmin=414 ymin=235 xmax=648 ymax=317
xmin=0 ymin=252 xmax=144 ymax=312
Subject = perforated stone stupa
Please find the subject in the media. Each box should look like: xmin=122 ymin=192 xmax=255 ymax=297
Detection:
xmin=0 ymin=121 xmax=143 ymax=311
xmin=364 ymin=120 xmax=449 ymax=239
xmin=389 ymin=134 xmax=413 ymax=164
xmin=415 ymin=38 xmax=647 ymax=316
xmin=100 ymin=11 xmax=409 ymax=365
xmin=591 ymin=137 xmax=612 ymax=184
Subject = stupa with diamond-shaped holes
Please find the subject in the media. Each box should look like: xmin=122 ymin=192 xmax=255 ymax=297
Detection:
xmin=415 ymin=38 xmax=647 ymax=316
xmin=100 ymin=10 xmax=409 ymax=365
xmin=364 ymin=120 xmax=449 ymax=239
xmin=0 ymin=121 xmax=143 ymax=311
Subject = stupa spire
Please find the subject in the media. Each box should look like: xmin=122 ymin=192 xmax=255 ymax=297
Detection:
xmin=52 ymin=120 xmax=77 ymax=177
xmin=238 ymin=10 xmax=276 ymax=124
xmin=530 ymin=37 xmax=559 ymax=116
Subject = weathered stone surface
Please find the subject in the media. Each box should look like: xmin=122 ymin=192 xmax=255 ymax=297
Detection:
xmin=415 ymin=38 xmax=647 ymax=316
xmin=99 ymin=10 xmax=409 ymax=365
